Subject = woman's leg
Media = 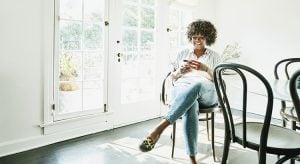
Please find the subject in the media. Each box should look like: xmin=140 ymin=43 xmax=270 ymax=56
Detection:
xmin=175 ymin=81 xmax=217 ymax=163
xmin=140 ymin=81 xmax=216 ymax=156
xmin=147 ymin=119 xmax=170 ymax=143
xmin=143 ymin=83 xmax=201 ymax=145
xmin=164 ymin=82 xmax=205 ymax=123
xmin=182 ymin=102 xmax=199 ymax=163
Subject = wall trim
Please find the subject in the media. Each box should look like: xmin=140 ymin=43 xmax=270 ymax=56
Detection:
xmin=0 ymin=118 xmax=113 ymax=157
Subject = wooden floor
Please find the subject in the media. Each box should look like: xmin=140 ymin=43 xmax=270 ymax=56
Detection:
xmin=0 ymin=111 xmax=298 ymax=164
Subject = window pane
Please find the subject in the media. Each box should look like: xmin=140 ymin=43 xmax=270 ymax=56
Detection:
xmin=83 ymin=52 xmax=103 ymax=80
xmin=123 ymin=5 xmax=138 ymax=27
xmin=180 ymin=11 xmax=192 ymax=30
xmin=83 ymin=80 xmax=103 ymax=110
xmin=123 ymin=52 xmax=138 ymax=64
xmin=124 ymin=0 xmax=138 ymax=3
xmin=122 ymin=29 xmax=138 ymax=51
xmin=141 ymin=7 xmax=154 ymax=29
xmin=141 ymin=0 xmax=154 ymax=6
xmin=168 ymin=31 xmax=179 ymax=48
xmin=168 ymin=9 xmax=179 ymax=29
xmin=83 ymin=22 xmax=103 ymax=50
xmin=180 ymin=31 xmax=188 ymax=46
xmin=59 ymin=20 xmax=82 ymax=50
xmin=60 ymin=0 xmax=82 ymax=20
xmin=59 ymin=52 xmax=81 ymax=82
xmin=84 ymin=0 xmax=104 ymax=21
xmin=59 ymin=82 xmax=82 ymax=113
xmin=141 ymin=31 xmax=154 ymax=51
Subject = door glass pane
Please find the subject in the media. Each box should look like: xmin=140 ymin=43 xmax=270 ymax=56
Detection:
xmin=141 ymin=7 xmax=154 ymax=29
xmin=83 ymin=80 xmax=102 ymax=109
xmin=168 ymin=7 xmax=192 ymax=60
xmin=141 ymin=31 xmax=153 ymax=51
xmin=84 ymin=0 xmax=104 ymax=21
xmin=121 ymin=0 xmax=156 ymax=104
xmin=58 ymin=0 xmax=105 ymax=116
xmin=168 ymin=9 xmax=179 ymax=30
xmin=60 ymin=0 xmax=82 ymax=20
xmin=83 ymin=22 xmax=103 ymax=49
xmin=141 ymin=0 xmax=154 ymax=5
xmin=125 ymin=0 xmax=138 ymax=3
xmin=122 ymin=29 xmax=138 ymax=50
xmin=59 ymin=82 xmax=82 ymax=113
xmin=59 ymin=20 xmax=82 ymax=50
xmin=123 ymin=5 xmax=138 ymax=27
xmin=180 ymin=11 xmax=192 ymax=30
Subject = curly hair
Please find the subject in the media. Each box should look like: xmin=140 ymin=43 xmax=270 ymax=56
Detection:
xmin=186 ymin=19 xmax=217 ymax=46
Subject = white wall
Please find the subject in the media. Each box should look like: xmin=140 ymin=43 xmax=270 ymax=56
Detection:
xmin=0 ymin=0 xmax=44 ymax=148
xmin=215 ymin=0 xmax=300 ymax=79
xmin=213 ymin=0 xmax=300 ymax=117
xmin=193 ymin=0 xmax=217 ymax=24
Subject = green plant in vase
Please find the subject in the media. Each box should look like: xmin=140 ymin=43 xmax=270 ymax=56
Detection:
xmin=59 ymin=53 xmax=79 ymax=91
xmin=221 ymin=42 xmax=242 ymax=75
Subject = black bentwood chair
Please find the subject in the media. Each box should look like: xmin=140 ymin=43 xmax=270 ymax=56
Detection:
xmin=290 ymin=69 xmax=300 ymax=128
xmin=213 ymin=63 xmax=300 ymax=164
xmin=274 ymin=58 xmax=300 ymax=130
xmin=161 ymin=72 xmax=219 ymax=161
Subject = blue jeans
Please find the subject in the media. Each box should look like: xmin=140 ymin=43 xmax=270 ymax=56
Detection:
xmin=164 ymin=80 xmax=218 ymax=156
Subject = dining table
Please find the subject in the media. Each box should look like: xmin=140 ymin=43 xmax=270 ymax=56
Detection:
xmin=249 ymin=79 xmax=292 ymax=102
xmin=228 ymin=75 xmax=300 ymax=102
xmin=225 ymin=74 xmax=300 ymax=119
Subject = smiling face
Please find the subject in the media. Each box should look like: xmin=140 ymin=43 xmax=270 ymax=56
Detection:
xmin=191 ymin=34 xmax=206 ymax=50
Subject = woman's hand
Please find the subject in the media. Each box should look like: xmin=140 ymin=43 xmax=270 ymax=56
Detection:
xmin=183 ymin=60 xmax=208 ymax=71
xmin=180 ymin=63 xmax=192 ymax=74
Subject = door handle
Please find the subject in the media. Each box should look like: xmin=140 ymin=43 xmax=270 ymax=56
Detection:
xmin=117 ymin=53 xmax=122 ymax=62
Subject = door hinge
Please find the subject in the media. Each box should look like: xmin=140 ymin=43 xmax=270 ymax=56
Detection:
xmin=52 ymin=104 xmax=55 ymax=110
xmin=104 ymin=104 xmax=107 ymax=112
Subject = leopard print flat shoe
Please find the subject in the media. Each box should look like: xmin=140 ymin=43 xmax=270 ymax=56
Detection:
xmin=139 ymin=135 xmax=160 ymax=152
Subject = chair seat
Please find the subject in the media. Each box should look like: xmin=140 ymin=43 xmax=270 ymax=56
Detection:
xmin=280 ymin=107 xmax=299 ymax=122
xmin=199 ymin=103 xmax=220 ymax=113
xmin=235 ymin=122 xmax=300 ymax=155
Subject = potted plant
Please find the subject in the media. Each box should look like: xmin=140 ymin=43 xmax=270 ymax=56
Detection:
xmin=59 ymin=53 xmax=79 ymax=91
xmin=221 ymin=42 xmax=241 ymax=63
xmin=221 ymin=42 xmax=242 ymax=75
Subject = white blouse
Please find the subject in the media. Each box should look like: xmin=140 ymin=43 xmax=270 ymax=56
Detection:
xmin=171 ymin=47 xmax=220 ymax=86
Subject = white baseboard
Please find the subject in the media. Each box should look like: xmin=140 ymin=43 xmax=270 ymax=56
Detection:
xmin=0 ymin=115 xmax=113 ymax=157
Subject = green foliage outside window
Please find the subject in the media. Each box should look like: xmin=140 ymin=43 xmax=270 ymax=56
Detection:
xmin=59 ymin=53 xmax=78 ymax=81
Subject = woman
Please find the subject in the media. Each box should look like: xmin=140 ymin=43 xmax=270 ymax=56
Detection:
xmin=139 ymin=19 xmax=220 ymax=164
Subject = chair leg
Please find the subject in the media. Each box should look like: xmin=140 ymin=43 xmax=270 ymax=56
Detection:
xmin=282 ymin=120 xmax=286 ymax=127
xmin=211 ymin=112 xmax=216 ymax=162
xmin=206 ymin=113 xmax=210 ymax=141
xmin=276 ymin=154 xmax=297 ymax=164
xmin=221 ymin=131 xmax=231 ymax=164
xmin=171 ymin=122 xmax=176 ymax=158
xmin=292 ymin=121 xmax=296 ymax=130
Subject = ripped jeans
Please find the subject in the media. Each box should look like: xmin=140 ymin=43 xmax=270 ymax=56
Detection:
xmin=164 ymin=80 xmax=218 ymax=156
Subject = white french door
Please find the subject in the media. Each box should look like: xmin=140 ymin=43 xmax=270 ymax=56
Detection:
xmin=53 ymin=0 xmax=108 ymax=121
xmin=108 ymin=0 xmax=161 ymax=126
xmin=53 ymin=0 xmax=161 ymax=125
